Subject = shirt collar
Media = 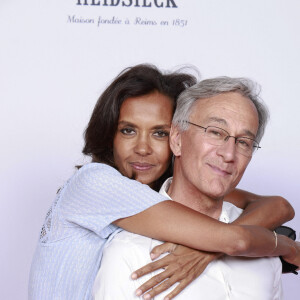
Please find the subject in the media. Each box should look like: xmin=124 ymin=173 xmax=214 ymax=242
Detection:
xmin=159 ymin=177 xmax=241 ymax=224
xmin=159 ymin=177 xmax=172 ymax=200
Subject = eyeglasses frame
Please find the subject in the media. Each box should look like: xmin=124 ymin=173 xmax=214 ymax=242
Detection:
xmin=183 ymin=120 xmax=261 ymax=155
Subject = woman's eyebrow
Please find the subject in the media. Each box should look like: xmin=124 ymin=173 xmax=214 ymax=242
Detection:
xmin=118 ymin=121 xmax=136 ymax=127
xmin=152 ymin=124 xmax=171 ymax=129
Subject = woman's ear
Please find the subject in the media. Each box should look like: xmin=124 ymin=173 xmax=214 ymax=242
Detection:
xmin=169 ymin=125 xmax=182 ymax=157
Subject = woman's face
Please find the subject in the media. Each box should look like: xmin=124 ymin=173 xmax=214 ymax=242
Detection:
xmin=113 ymin=91 xmax=173 ymax=188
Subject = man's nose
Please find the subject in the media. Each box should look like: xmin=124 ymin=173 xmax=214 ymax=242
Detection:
xmin=216 ymin=137 xmax=236 ymax=162
xmin=134 ymin=135 xmax=152 ymax=156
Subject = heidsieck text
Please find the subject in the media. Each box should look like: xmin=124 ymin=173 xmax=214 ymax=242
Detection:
xmin=76 ymin=0 xmax=177 ymax=8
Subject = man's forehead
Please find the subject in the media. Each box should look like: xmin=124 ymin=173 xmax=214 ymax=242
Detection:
xmin=190 ymin=92 xmax=259 ymax=136
xmin=204 ymin=116 xmax=227 ymax=126
xmin=191 ymin=92 xmax=256 ymax=117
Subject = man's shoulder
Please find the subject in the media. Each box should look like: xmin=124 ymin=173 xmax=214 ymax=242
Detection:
xmin=102 ymin=230 xmax=163 ymax=269
xmin=105 ymin=230 xmax=158 ymax=250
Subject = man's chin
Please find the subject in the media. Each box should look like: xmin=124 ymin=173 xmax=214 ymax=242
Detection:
xmin=205 ymin=182 xmax=229 ymax=200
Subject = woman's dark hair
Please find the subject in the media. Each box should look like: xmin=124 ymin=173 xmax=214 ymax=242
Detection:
xmin=82 ymin=64 xmax=197 ymax=190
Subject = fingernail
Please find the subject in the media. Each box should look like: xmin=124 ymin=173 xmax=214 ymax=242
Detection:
xmin=136 ymin=289 xmax=142 ymax=296
xmin=131 ymin=273 xmax=137 ymax=279
xmin=143 ymin=294 xmax=151 ymax=300
xmin=150 ymin=253 xmax=156 ymax=260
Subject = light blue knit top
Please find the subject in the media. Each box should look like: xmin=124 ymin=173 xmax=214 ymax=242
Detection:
xmin=29 ymin=163 xmax=167 ymax=300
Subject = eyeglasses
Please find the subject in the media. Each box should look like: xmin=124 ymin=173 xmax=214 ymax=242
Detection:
xmin=275 ymin=226 xmax=298 ymax=275
xmin=183 ymin=121 xmax=261 ymax=157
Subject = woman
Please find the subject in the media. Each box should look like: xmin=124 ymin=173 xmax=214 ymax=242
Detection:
xmin=29 ymin=64 xmax=298 ymax=300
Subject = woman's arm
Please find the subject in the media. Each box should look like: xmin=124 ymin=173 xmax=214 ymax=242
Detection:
xmin=72 ymin=164 xmax=295 ymax=256
xmin=114 ymin=200 xmax=297 ymax=258
xmin=114 ymin=187 xmax=295 ymax=299
xmin=72 ymin=164 xmax=293 ymax=253
xmin=127 ymin=192 xmax=295 ymax=298
xmin=225 ymin=188 xmax=295 ymax=229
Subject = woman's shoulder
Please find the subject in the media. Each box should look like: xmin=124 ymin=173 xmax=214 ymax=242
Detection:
xmin=76 ymin=162 xmax=120 ymax=177
xmin=80 ymin=162 xmax=117 ymax=172
xmin=63 ymin=163 xmax=122 ymax=190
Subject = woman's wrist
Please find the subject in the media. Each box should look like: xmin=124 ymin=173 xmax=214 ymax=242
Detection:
xmin=276 ymin=234 xmax=297 ymax=259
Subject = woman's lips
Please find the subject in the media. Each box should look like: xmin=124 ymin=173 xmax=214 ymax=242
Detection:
xmin=130 ymin=162 xmax=155 ymax=171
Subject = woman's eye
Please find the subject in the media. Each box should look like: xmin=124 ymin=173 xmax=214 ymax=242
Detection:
xmin=120 ymin=128 xmax=135 ymax=135
xmin=153 ymin=130 xmax=169 ymax=138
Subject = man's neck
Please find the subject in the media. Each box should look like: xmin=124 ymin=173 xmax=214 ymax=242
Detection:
xmin=167 ymin=168 xmax=223 ymax=220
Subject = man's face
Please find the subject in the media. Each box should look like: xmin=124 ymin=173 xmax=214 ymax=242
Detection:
xmin=171 ymin=92 xmax=259 ymax=199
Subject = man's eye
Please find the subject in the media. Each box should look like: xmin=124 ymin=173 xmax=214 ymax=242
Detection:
xmin=237 ymin=139 xmax=251 ymax=149
xmin=208 ymin=129 xmax=222 ymax=137
xmin=211 ymin=130 xmax=221 ymax=136
xmin=120 ymin=128 xmax=135 ymax=135
xmin=153 ymin=130 xmax=169 ymax=138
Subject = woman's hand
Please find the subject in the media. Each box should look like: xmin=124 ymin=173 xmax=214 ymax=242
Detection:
xmin=131 ymin=242 xmax=221 ymax=300
xmin=281 ymin=241 xmax=300 ymax=271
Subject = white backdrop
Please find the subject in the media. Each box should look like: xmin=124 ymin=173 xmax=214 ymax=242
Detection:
xmin=1 ymin=1 xmax=299 ymax=299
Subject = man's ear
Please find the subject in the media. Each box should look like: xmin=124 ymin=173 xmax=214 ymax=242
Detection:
xmin=170 ymin=125 xmax=182 ymax=156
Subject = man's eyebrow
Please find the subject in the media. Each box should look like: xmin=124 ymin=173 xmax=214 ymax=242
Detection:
xmin=206 ymin=117 xmax=256 ymax=138
xmin=206 ymin=117 xmax=228 ymax=126
xmin=242 ymin=130 xmax=256 ymax=139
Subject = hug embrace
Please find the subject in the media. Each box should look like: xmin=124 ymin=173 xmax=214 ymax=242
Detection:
xmin=29 ymin=64 xmax=300 ymax=300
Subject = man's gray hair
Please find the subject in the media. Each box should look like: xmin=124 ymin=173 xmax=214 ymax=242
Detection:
xmin=172 ymin=76 xmax=269 ymax=143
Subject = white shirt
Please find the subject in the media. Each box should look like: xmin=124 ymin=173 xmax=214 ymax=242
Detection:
xmin=93 ymin=178 xmax=283 ymax=300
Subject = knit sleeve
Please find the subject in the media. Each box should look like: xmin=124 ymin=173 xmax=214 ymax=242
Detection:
xmin=59 ymin=163 xmax=168 ymax=238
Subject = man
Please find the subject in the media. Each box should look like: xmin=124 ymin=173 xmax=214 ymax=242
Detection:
xmin=93 ymin=77 xmax=283 ymax=299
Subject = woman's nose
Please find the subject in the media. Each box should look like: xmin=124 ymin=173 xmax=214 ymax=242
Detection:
xmin=134 ymin=136 xmax=152 ymax=156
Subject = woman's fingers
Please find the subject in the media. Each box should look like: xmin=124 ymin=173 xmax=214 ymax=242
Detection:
xmin=132 ymin=242 xmax=178 ymax=279
xmin=162 ymin=272 xmax=198 ymax=300
xmin=150 ymin=242 xmax=177 ymax=260
xmin=140 ymin=275 xmax=178 ymax=299
xmin=135 ymin=268 xmax=175 ymax=297
xmin=133 ymin=244 xmax=220 ymax=299
xmin=132 ymin=255 xmax=172 ymax=279
xmin=138 ymin=260 xmax=200 ymax=299
xmin=282 ymin=241 xmax=300 ymax=268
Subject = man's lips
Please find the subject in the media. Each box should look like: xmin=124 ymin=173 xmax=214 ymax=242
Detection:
xmin=130 ymin=162 xmax=155 ymax=171
xmin=207 ymin=163 xmax=232 ymax=176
